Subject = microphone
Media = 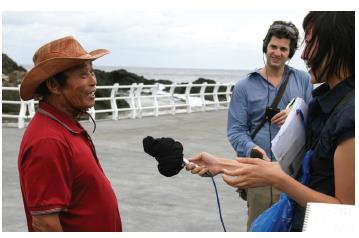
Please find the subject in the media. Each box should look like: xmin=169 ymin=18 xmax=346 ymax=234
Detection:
xmin=143 ymin=136 xmax=184 ymax=177
xmin=143 ymin=136 xmax=213 ymax=177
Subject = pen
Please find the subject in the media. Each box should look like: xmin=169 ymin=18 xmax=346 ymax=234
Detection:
xmin=286 ymin=98 xmax=296 ymax=109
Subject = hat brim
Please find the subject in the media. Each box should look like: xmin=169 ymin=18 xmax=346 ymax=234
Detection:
xmin=20 ymin=49 xmax=109 ymax=101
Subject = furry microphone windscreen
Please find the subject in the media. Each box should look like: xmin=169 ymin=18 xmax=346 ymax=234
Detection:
xmin=143 ymin=136 xmax=184 ymax=177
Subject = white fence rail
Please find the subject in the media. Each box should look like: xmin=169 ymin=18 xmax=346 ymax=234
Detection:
xmin=2 ymin=82 xmax=234 ymax=128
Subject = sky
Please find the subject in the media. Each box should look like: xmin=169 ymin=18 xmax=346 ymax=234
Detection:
xmin=2 ymin=11 xmax=309 ymax=71
xmin=1 ymin=0 xmax=357 ymax=71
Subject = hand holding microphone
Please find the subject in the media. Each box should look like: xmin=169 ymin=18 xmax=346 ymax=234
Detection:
xmin=185 ymin=152 xmax=223 ymax=177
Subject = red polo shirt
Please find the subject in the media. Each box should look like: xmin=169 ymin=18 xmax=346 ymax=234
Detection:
xmin=18 ymin=102 xmax=122 ymax=232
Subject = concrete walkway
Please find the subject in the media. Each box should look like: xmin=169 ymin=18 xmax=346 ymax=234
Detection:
xmin=2 ymin=110 xmax=247 ymax=232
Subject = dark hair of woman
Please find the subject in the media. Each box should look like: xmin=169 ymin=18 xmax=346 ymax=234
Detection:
xmin=302 ymin=11 xmax=354 ymax=82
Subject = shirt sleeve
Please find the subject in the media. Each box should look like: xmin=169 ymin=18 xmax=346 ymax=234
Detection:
xmin=227 ymin=82 xmax=256 ymax=157
xmin=333 ymin=102 xmax=355 ymax=145
xmin=304 ymin=73 xmax=313 ymax=104
xmin=21 ymin=138 xmax=72 ymax=215
xmin=296 ymin=70 xmax=313 ymax=104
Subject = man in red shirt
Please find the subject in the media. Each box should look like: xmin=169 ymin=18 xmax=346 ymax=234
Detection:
xmin=18 ymin=36 xmax=122 ymax=231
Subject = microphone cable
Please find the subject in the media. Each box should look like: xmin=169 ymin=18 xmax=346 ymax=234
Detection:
xmin=183 ymin=158 xmax=227 ymax=231
xmin=210 ymin=177 xmax=227 ymax=232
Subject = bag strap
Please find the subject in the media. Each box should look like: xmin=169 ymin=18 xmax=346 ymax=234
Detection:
xmin=270 ymin=69 xmax=292 ymax=108
xmin=250 ymin=69 xmax=293 ymax=139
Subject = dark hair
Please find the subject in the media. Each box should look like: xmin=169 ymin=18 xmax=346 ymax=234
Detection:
xmin=302 ymin=11 xmax=354 ymax=83
xmin=35 ymin=71 xmax=68 ymax=97
xmin=262 ymin=20 xmax=300 ymax=59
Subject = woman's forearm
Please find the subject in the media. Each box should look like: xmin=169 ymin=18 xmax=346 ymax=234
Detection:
xmin=273 ymin=172 xmax=341 ymax=207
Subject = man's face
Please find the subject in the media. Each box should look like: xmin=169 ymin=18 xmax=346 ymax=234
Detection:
xmin=265 ymin=36 xmax=291 ymax=69
xmin=60 ymin=61 xmax=97 ymax=111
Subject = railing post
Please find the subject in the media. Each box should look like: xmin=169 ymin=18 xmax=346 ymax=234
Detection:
xmin=200 ymin=82 xmax=207 ymax=111
xmin=129 ymin=83 xmax=137 ymax=119
xmin=135 ymin=83 xmax=144 ymax=118
xmin=152 ymin=83 xmax=159 ymax=117
xmin=18 ymin=99 xmax=27 ymax=129
xmin=169 ymin=83 xmax=177 ymax=115
xmin=185 ymin=82 xmax=192 ymax=113
xmin=88 ymin=106 xmax=96 ymax=120
xmin=213 ymin=84 xmax=220 ymax=110
xmin=110 ymin=83 xmax=119 ymax=120
xmin=27 ymin=99 xmax=36 ymax=118
xmin=226 ymin=84 xmax=233 ymax=107
xmin=17 ymin=84 xmax=27 ymax=128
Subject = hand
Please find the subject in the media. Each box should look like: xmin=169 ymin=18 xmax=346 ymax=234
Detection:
xmin=271 ymin=107 xmax=291 ymax=126
xmin=222 ymin=158 xmax=284 ymax=189
xmin=185 ymin=152 xmax=223 ymax=176
xmin=251 ymin=146 xmax=270 ymax=161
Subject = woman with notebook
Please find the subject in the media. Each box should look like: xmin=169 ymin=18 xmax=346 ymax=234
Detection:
xmin=186 ymin=11 xmax=354 ymax=232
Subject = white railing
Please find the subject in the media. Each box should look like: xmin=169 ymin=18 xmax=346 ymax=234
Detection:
xmin=2 ymin=82 xmax=234 ymax=128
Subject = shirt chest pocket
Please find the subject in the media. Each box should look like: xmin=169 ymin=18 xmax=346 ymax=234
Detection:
xmin=248 ymin=95 xmax=267 ymax=120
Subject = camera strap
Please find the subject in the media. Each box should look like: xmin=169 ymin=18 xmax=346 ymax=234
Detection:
xmin=250 ymin=69 xmax=292 ymax=139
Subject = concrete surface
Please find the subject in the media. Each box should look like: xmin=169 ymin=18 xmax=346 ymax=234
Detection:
xmin=2 ymin=110 xmax=247 ymax=232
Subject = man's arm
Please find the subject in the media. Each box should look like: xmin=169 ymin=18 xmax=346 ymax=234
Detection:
xmin=302 ymin=71 xmax=313 ymax=104
xmin=32 ymin=213 xmax=63 ymax=232
xmin=227 ymin=83 xmax=255 ymax=157
xmin=20 ymin=139 xmax=72 ymax=232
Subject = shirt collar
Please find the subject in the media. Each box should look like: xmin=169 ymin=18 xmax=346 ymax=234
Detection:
xmin=313 ymin=75 xmax=355 ymax=114
xmin=38 ymin=102 xmax=85 ymax=134
xmin=249 ymin=65 xmax=293 ymax=78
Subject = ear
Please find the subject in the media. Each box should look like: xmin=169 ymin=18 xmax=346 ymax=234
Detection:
xmin=46 ymin=78 xmax=62 ymax=95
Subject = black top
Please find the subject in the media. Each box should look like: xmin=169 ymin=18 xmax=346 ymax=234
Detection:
xmin=291 ymin=75 xmax=355 ymax=231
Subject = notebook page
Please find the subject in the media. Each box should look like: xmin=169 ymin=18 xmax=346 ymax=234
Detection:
xmin=303 ymin=202 xmax=356 ymax=232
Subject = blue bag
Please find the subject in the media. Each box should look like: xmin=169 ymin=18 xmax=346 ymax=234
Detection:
xmin=249 ymin=150 xmax=313 ymax=232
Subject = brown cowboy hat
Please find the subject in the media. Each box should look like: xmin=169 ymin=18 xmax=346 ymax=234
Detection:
xmin=20 ymin=36 xmax=110 ymax=101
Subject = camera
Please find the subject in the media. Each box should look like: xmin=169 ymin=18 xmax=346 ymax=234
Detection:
xmin=250 ymin=148 xmax=264 ymax=159
xmin=265 ymin=107 xmax=280 ymax=121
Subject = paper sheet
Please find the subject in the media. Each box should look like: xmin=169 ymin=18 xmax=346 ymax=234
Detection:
xmin=303 ymin=203 xmax=357 ymax=232
xmin=271 ymin=97 xmax=308 ymax=175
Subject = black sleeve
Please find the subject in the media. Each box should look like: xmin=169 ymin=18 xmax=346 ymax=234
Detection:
xmin=333 ymin=102 xmax=355 ymax=145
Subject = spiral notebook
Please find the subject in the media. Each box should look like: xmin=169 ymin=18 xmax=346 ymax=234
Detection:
xmin=303 ymin=202 xmax=356 ymax=232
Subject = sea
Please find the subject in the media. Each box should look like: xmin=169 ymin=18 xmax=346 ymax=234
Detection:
xmin=23 ymin=64 xmax=251 ymax=84
xmin=95 ymin=66 xmax=251 ymax=84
